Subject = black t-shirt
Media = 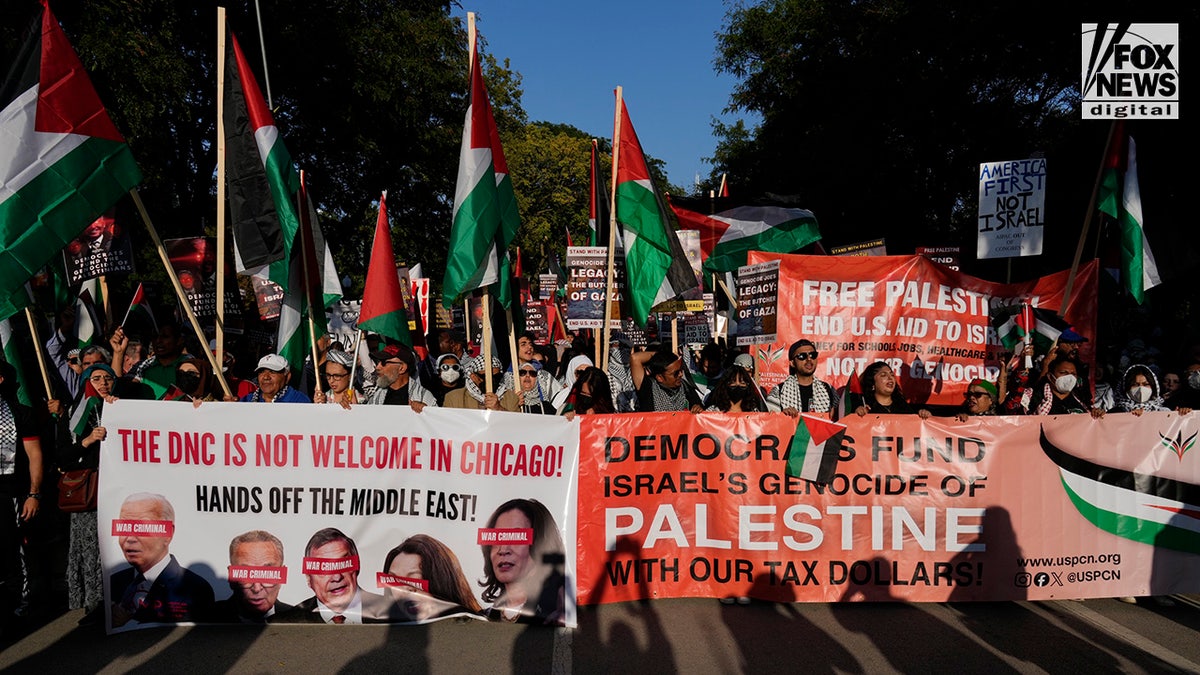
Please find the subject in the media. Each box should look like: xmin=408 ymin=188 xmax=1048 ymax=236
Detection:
xmin=382 ymin=386 xmax=410 ymax=406
xmin=0 ymin=399 xmax=38 ymax=494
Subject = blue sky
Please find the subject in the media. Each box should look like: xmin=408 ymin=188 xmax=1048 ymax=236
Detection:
xmin=465 ymin=1 xmax=753 ymax=191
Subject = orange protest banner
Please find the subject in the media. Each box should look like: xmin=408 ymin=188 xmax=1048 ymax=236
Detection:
xmin=577 ymin=411 xmax=1198 ymax=604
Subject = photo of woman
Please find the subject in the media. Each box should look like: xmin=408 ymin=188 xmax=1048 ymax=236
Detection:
xmin=478 ymin=498 xmax=568 ymax=625
xmin=381 ymin=534 xmax=482 ymax=622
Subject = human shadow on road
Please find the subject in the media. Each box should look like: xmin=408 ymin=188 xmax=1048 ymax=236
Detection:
xmin=720 ymin=572 xmax=859 ymax=675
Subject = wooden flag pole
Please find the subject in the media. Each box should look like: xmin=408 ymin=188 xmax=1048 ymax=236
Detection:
xmin=601 ymin=86 xmax=624 ymax=372
xmin=298 ymin=171 xmax=322 ymax=394
xmin=98 ymin=275 xmax=111 ymax=329
xmin=23 ymin=308 xmax=54 ymax=402
xmin=215 ymin=7 xmax=228 ymax=372
xmin=482 ymin=291 xmax=494 ymax=393
xmin=1061 ymin=120 xmax=1119 ymax=316
xmin=130 ymin=188 xmax=233 ymax=398
xmin=346 ymin=329 xmax=362 ymax=404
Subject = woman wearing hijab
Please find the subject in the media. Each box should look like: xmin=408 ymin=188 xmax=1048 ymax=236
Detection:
xmin=551 ymin=355 xmax=593 ymax=411
xmin=430 ymin=353 xmax=465 ymax=406
xmin=1112 ymin=364 xmax=1191 ymax=416
xmin=515 ymin=361 xmax=555 ymax=414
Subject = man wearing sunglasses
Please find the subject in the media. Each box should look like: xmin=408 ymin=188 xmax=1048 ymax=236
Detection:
xmin=364 ymin=344 xmax=436 ymax=411
xmin=766 ymin=339 xmax=839 ymax=419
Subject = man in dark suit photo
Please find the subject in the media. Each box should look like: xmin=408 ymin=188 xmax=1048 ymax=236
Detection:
xmin=213 ymin=530 xmax=293 ymax=623
xmin=273 ymin=527 xmax=393 ymax=624
xmin=109 ymin=493 xmax=214 ymax=627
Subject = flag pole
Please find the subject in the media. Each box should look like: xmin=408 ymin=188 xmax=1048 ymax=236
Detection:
xmin=98 ymin=275 xmax=111 ymax=329
xmin=467 ymin=12 xmax=494 ymax=393
xmin=346 ymin=329 xmax=362 ymax=404
xmin=215 ymin=7 xmax=228 ymax=373
xmin=23 ymin=308 xmax=54 ymax=403
xmin=601 ymin=85 xmax=624 ymax=372
xmin=1061 ymin=120 xmax=1119 ymax=316
xmin=129 ymin=188 xmax=233 ymax=398
xmin=298 ymin=170 xmax=322 ymax=394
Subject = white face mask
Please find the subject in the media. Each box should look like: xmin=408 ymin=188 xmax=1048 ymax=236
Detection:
xmin=1053 ymin=374 xmax=1078 ymax=394
xmin=1189 ymin=371 xmax=1200 ymax=390
xmin=440 ymin=369 xmax=462 ymax=384
xmin=1128 ymin=385 xmax=1153 ymax=403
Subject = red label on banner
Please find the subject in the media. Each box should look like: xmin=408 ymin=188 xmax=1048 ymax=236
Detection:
xmin=376 ymin=573 xmax=430 ymax=592
xmin=111 ymin=519 xmax=175 ymax=537
xmin=228 ymin=565 xmax=288 ymax=584
xmin=477 ymin=528 xmax=534 ymax=545
xmin=302 ymin=556 xmax=360 ymax=575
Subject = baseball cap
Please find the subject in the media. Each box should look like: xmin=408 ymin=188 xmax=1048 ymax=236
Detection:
xmin=1059 ymin=328 xmax=1088 ymax=343
xmin=256 ymin=354 xmax=289 ymax=372
xmin=370 ymin=343 xmax=414 ymax=365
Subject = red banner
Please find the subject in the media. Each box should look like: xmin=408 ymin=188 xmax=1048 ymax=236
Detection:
xmin=744 ymin=253 xmax=1098 ymax=404
xmin=577 ymin=411 xmax=1199 ymax=604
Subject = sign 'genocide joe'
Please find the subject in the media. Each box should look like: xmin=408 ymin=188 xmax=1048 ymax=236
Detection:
xmin=1082 ymin=23 xmax=1179 ymax=120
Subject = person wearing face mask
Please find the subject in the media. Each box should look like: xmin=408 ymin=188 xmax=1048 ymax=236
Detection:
xmin=163 ymin=357 xmax=214 ymax=403
xmin=706 ymin=366 xmax=764 ymax=413
xmin=1111 ymin=364 xmax=1191 ymax=416
xmin=431 ymin=353 xmax=465 ymax=406
xmin=1023 ymin=356 xmax=1103 ymax=417
xmin=558 ymin=366 xmax=615 ymax=419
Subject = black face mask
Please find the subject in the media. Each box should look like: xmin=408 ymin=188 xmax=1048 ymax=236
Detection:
xmin=177 ymin=371 xmax=202 ymax=394
xmin=574 ymin=394 xmax=593 ymax=411
xmin=727 ymin=385 xmax=748 ymax=403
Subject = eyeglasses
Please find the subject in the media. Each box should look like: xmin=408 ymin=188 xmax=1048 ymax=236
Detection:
xmin=325 ymin=372 xmax=349 ymax=380
xmin=380 ymin=359 xmax=403 ymax=366
xmin=792 ymin=352 xmax=819 ymax=362
xmin=438 ymin=363 xmax=461 ymax=373
xmin=965 ymin=390 xmax=991 ymax=399
xmin=89 ymin=375 xmax=114 ymax=383
xmin=519 ymin=369 xmax=537 ymax=377
xmin=663 ymin=367 xmax=683 ymax=378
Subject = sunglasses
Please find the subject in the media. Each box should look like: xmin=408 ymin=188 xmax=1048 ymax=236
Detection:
xmin=518 ymin=369 xmax=538 ymax=377
xmin=439 ymin=364 xmax=462 ymax=373
xmin=792 ymin=352 xmax=819 ymax=362
xmin=965 ymin=390 xmax=991 ymax=399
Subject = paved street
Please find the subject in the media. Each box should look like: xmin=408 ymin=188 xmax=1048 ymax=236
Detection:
xmin=3 ymin=595 xmax=1198 ymax=673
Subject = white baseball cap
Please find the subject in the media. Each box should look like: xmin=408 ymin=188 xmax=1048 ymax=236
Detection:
xmin=255 ymin=354 xmax=289 ymax=372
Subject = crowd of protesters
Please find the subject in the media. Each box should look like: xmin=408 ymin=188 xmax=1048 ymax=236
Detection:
xmin=3 ymin=307 xmax=1198 ymax=633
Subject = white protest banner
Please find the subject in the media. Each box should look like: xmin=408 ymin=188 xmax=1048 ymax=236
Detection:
xmin=977 ymin=158 xmax=1047 ymax=259
xmin=98 ymin=401 xmax=579 ymax=632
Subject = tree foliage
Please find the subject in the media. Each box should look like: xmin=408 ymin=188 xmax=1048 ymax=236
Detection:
xmin=710 ymin=0 xmax=1197 ymax=279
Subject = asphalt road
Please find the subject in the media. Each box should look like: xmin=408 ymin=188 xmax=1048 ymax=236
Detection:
xmin=3 ymin=595 xmax=1198 ymax=673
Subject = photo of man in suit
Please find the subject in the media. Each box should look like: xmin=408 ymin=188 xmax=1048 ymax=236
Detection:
xmin=213 ymin=530 xmax=293 ymax=623
xmin=109 ymin=493 xmax=214 ymax=627
xmin=273 ymin=527 xmax=393 ymax=624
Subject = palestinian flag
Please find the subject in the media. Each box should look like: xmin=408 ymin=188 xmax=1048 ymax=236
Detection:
xmin=121 ymin=282 xmax=157 ymax=333
xmin=990 ymin=302 xmax=1069 ymax=353
xmin=786 ymin=413 xmax=846 ymax=484
xmin=588 ymin=139 xmax=609 ymax=247
xmin=1041 ymin=428 xmax=1200 ymax=554
xmin=223 ymin=26 xmax=299 ymax=289
xmin=444 ymin=39 xmax=519 ymax=309
xmin=718 ymin=173 xmax=729 ymax=198
xmin=0 ymin=1 xmax=141 ymax=319
xmin=74 ymin=286 xmax=102 ymax=350
xmin=841 ymin=369 xmax=862 ymax=419
xmin=276 ymin=170 xmax=342 ymax=372
xmin=613 ymin=96 xmax=698 ymax=325
xmin=69 ymin=386 xmax=102 ymax=437
xmin=0 ymin=315 xmax=36 ymax=406
xmin=358 ymin=191 xmax=411 ymax=346
xmin=1098 ymin=132 xmax=1161 ymax=305
xmin=669 ymin=202 xmax=822 ymax=275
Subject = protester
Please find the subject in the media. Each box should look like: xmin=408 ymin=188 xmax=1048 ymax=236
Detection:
xmin=0 ymin=362 xmax=45 ymax=620
xmin=274 ymin=528 xmax=393 ymax=624
xmin=854 ymin=361 xmax=931 ymax=418
xmin=109 ymin=493 xmax=215 ymax=626
xmin=239 ymin=355 xmax=311 ymax=403
xmin=1160 ymin=369 xmax=1183 ymax=408
xmin=1165 ymin=362 xmax=1200 ymax=411
xmin=479 ymin=498 xmax=566 ymax=625
xmin=551 ymin=355 xmax=593 ymax=411
xmin=631 ymin=347 xmax=702 ymax=413
xmin=766 ymin=339 xmax=838 ymax=418
xmin=706 ymin=365 xmax=764 ymax=413
xmin=516 ymin=361 xmax=555 ymax=414
xmin=503 ymin=335 xmax=562 ymax=404
xmin=381 ymin=534 xmax=482 ymax=621
xmin=431 ymin=353 xmax=465 ymax=406
xmin=1022 ymin=356 xmax=1103 ymax=417
xmin=130 ymin=321 xmax=189 ymax=391
xmin=443 ymin=355 xmax=518 ymax=411
xmin=59 ymin=364 xmax=118 ymax=624
xmin=213 ymin=531 xmax=293 ymax=623
xmin=162 ymin=357 xmax=216 ymax=403
xmin=1112 ymin=364 xmax=1190 ymax=416
xmin=363 ymin=343 xmax=435 ymax=410
xmin=109 ymin=326 xmax=145 ymax=377
xmin=312 ymin=349 xmax=361 ymax=407
xmin=45 ymin=307 xmax=79 ymax=398
xmin=559 ymin=366 xmax=615 ymax=419
xmin=955 ymin=378 xmax=999 ymax=421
